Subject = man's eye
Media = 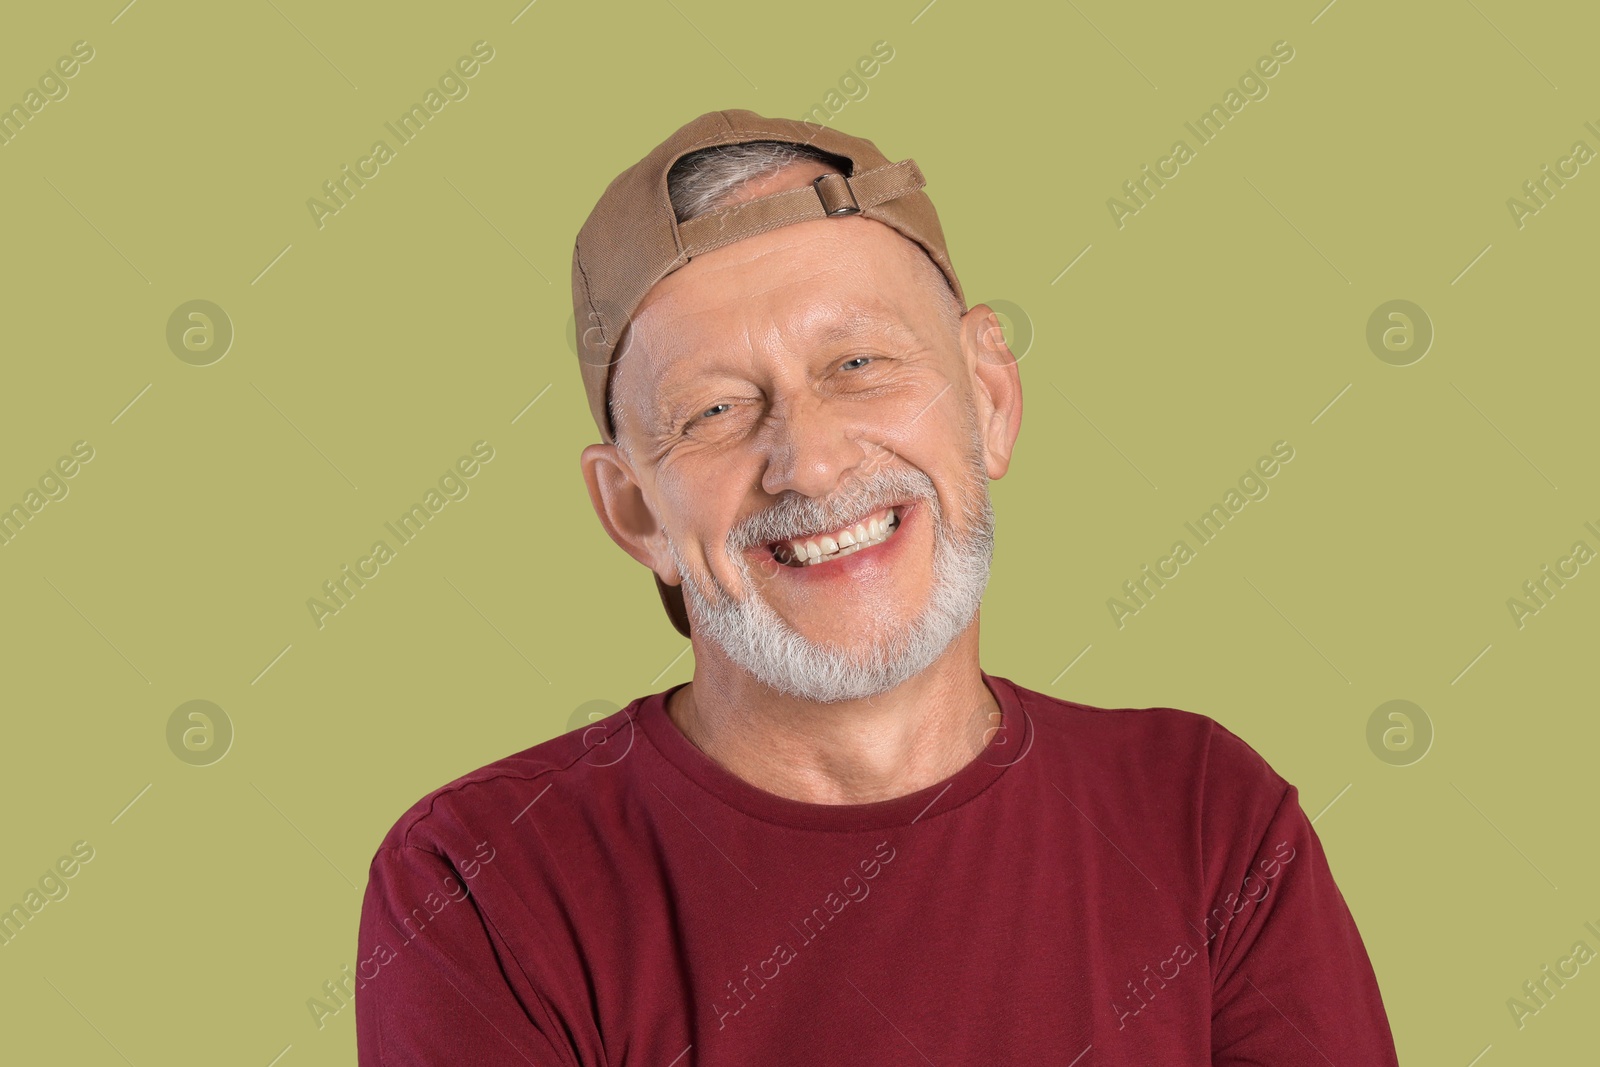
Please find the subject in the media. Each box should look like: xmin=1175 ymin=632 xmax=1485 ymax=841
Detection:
xmin=697 ymin=403 xmax=730 ymax=421
xmin=840 ymin=356 xmax=872 ymax=370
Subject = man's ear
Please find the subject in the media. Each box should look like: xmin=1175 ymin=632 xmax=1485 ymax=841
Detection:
xmin=959 ymin=303 xmax=1024 ymax=479
xmin=580 ymin=444 xmax=681 ymax=585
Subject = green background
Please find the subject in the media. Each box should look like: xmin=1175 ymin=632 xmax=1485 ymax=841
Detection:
xmin=2 ymin=0 xmax=1595 ymax=1063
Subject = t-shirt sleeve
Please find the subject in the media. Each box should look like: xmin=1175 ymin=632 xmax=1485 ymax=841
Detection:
xmin=355 ymin=844 xmax=580 ymax=1067
xmin=1206 ymin=779 xmax=1399 ymax=1065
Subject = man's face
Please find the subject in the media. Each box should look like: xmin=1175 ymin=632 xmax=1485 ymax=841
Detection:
xmin=588 ymin=180 xmax=1019 ymax=703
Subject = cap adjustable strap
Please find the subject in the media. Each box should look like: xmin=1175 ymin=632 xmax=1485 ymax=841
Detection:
xmin=676 ymin=158 xmax=927 ymax=259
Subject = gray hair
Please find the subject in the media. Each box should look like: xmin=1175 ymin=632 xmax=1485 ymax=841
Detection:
xmin=667 ymin=140 xmax=848 ymax=221
xmin=611 ymin=140 xmax=963 ymax=449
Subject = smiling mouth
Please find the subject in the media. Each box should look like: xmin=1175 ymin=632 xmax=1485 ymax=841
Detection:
xmin=765 ymin=504 xmax=905 ymax=567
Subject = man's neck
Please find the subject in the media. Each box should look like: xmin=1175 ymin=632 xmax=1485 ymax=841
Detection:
xmin=663 ymin=622 xmax=998 ymax=805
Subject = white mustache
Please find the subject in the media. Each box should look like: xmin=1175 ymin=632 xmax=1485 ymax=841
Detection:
xmin=728 ymin=467 xmax=935 ymax=551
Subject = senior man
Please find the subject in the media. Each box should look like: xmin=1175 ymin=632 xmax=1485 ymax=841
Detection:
xmin=356 ymin=110 xmax=1399 ymax=1065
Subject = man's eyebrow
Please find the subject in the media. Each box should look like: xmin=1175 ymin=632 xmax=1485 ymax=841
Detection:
xmin=806 ymin=307 xmax=924 ymax=348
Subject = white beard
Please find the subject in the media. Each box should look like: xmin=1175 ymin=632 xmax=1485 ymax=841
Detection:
xmin=664 ymin=424 xmax=995 ymax=704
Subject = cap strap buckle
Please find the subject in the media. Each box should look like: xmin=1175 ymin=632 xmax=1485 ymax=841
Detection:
xmin=677 ymin=158 xmax=926 ymax=259
xmin=812 ymin=172 xmax=861 ymax=216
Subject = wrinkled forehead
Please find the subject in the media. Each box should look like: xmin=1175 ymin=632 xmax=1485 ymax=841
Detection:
xmin=617 ymin=215 xmax=947 ymax=395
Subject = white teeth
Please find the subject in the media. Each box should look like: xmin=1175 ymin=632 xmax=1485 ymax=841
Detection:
xmin=774 ymin=506 xmax=902 ymax=567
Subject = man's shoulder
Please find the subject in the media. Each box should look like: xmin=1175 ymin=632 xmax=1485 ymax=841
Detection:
xmin=369 ymin=702 xmax=643 ymax=856
xmin=1001 ymin=675 xmax=1287 ymax=798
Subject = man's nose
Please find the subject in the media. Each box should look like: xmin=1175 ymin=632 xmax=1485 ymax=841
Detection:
xmin=756 ymin=393 xmax=873 ymax=502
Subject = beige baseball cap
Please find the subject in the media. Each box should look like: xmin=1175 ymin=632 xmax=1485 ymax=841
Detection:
xmin=571 ymin=108 xmax=966 ymax=638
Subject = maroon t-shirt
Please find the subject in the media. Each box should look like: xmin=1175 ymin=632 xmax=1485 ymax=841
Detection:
xmin=355 ymin=672 xmax=1398 ymax=1065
